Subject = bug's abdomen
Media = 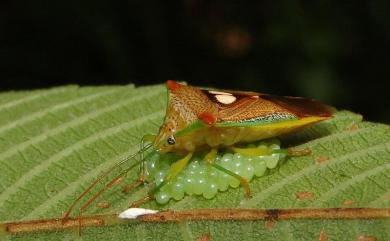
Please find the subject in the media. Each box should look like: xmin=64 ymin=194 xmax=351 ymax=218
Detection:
xmin=174 ymin=116 xmax=329 ymax=152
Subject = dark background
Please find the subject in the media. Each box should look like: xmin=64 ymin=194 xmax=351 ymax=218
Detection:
xmin=1 ymin=1 xmax=389 ymax=123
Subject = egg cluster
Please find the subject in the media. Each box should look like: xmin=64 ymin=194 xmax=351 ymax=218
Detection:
xmin=144 ymin=139 xmax=286 ymax=204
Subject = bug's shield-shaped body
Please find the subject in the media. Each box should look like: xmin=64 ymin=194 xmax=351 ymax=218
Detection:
xmin=154 ymin=80 xmax=334 ymax=153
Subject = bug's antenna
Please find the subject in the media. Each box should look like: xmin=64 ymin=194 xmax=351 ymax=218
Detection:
xmin=122 ymin=135 xmax=155 ymax=193
xmin=62 ymin=143 xmax=152 ymax=221
xmin=139 ymin=134 xmax=156 ymax=170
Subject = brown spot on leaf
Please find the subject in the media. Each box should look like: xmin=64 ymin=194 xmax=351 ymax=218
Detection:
xmin=264 ymin=209 xmax=279 ymax=229
xmin=342 ymin=200 xmax=354 ymax=207
xmin=356 ymin=235 xmax=377 ymax=241
xmin=319 ymin=228 xmax=328 ymax=241
xmin=295 ymin=191 xmax=315 ymax=200
xmin=97 ymin=201 xmax=110 ymax=209
xmin=265 ymin=220 xmax=276 ymax=230
xmin=316 ymin=156 xmax=329 ymax=164
xmin=196 ymin=234 xmax=212 ymax=241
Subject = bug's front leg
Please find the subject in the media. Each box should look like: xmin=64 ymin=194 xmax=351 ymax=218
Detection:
xmin=204 ymin=148 xmax=218 ymax=163
xmin=130 ymin=152 xmax=193 ymax=207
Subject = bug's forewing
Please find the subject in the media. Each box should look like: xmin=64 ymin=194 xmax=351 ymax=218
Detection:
xmin=261 ymin=95 xmax=335 ymax=118
xmin=199 ymin=88 xmax=334 ymax=124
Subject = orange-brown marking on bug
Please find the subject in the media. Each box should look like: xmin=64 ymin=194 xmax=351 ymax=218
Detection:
xmin=166 ymin=80 xmax=183 ymax=92
xmin=295 ymin=191 xmax=315 ymax=200
xmin=196 ymin=233 xmax=212 ymax=241
xmin=316 ymin=156 xmax=329 ymax=165
xmin=318 ymin=228 xmax=328 ymax=241
xmin=356 ymin=235 xmax=377 ymax=241
xmin=342 ymin=200 xmax=354 ymax=207
xmin=97 ymin=201 xmax=110 ymax=209
xmin=198 ymin=112 xmax=217 ymax=125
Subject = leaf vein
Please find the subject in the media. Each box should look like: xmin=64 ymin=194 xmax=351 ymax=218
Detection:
xmin=0 ymin=111 xmax=164 ymax=209
xmin=0 ymin=86 xmax=74 ymax=112
xmin=312 ymin=163 xmax=390 ymax=206
xmin=0 ymin=87 xmax=164 ymax=162
xmin=0 ymin=87 xmax=121 ymax=135
xmin=239 ymin=141 xmax=390 ymax=207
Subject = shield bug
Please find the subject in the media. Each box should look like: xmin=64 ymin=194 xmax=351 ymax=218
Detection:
xmin=63 ymin=80 xmax=334 ymax=220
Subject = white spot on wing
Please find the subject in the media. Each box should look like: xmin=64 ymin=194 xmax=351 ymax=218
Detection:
xmin=118 ymin=208 xmax=159 ymax=219
xmin=215 ymin=94 xmax=237 ymax=104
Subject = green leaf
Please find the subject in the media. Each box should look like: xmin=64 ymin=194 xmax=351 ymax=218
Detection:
xmin=0 ymin=84 xmax=389 ymax=240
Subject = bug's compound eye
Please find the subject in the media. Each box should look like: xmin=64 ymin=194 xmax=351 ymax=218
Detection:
xmin=166 ymin=136 xmax=176 ymax=145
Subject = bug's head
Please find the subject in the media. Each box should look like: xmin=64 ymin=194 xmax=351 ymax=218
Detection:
xmin=154 ymin=80 xmax=216 ymax=153
xmin=153 ymin=122 xmax=178 ymax=153
xmin=153 ymin=80 xmax=189 ymax=153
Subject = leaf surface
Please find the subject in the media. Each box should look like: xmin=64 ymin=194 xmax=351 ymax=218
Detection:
xmin=0 ymin=84 xmax=389 ymax=240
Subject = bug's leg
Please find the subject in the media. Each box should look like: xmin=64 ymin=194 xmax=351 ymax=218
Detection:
xmin=62 ymin=152 xmax=146 ymax=222
xmin=73 ymin=172 xmax=129 ymax=236
xmin=229 ymin=146 xmax=273 ymax=157
xmin=231 ymin=144 xmax=311 ymax=157
xmin=122 ymin=134 xmax=156 ymax=193
xmin=130 ymin=152 xmax=193 ymax=207
xmin=204 ymin=148 xmax=218 ymax=163
xmin=204 ymin=148 xmax=252 ymax=197
xmin=211 ymin=162 xmax=252 ymax=198
xmin=286 ymin=147 xmax=312 ymax=156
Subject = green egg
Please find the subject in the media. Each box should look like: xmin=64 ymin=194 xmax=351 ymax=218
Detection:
xmin=252 ymin=157 xmax=267 ymax=177
xmin=197 ymin=164 xmax=207 ymax=176
xmin=183 ymin=175 xmax=196 ymax=195
xmin=206 ymin=167 xmax=218 ymax=180
xmin=233 ymin=152 xmax=243 ymax=160
xmin=171 ymin=180 xmax=185 ymax=200
xmin=193 ymin=176 xmax=207 ymax=195
xmin=270 ymin=144 xmax=280 ymax=150
xmin=155 ymin=191 xmax=170 ymax=204
xmin=257 ymin=142 xmax=268 ymax=149
xmin=215 ymin=171 xmax=230 ymax=191
xmin=154 ymin=170 xmax=167 ymax=186
xmin=265 ymin=138 xmax=281 ymax=147
xmin=221 ymin=153 xmax=234 ymax=165
xmin=188 ymin=160 xmax=200 ymax=170
xmin=227 ymin=175 xmax=240 ymax=188
xmin=232 ymin=160 xmax=243 ymax=171
xmin=240 ymin=163 xmax=255 ymax=181
xmin=203 ymin=182 xmax=218 ymax=199
xmin=146 ymin=138 xmax=286 ymax=203
xmin=265 ymin=154 xmax=280 ymax=169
